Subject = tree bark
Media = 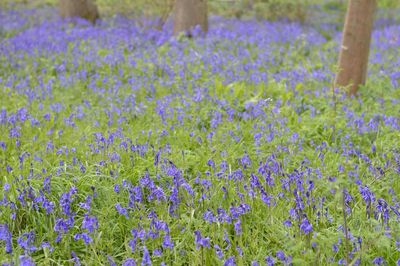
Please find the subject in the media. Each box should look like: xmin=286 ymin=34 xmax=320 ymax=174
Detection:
xmin=173 ymin=0 xmax=208 ymax=36
xmin=334 ymin=0 xmax=376 ymax=96
xmin=59 ymin=0 xmax=100 ymax=24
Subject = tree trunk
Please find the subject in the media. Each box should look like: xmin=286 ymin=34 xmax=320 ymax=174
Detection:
xmin=334 ymin=0 xmax=376 ymax=96
xmin=59 ymin=0 xmax=100 ymax=24
xmin=173 ymin=0 xmax=208 ymax=36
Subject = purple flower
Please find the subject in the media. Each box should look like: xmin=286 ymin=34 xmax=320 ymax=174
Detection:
xmin=299 ymin=217 xmax=313 ymax=234
xmin=234 ymin=219 xmax=242 ymax=235
xmin=194 ymin=230 xmax=210 ymax=249
xmin=74 ymin=233 xmax=92 ymax=245
xmin=141 ymin=246 xmax=151 ymax=266
xmin=122 ymin=258 xmax=136 ymax=266
xmin=115 ymin=203 xmax=129 ymax=218
xmin=107 ymin=255 xmax=117 ymax=266
xmin=0 ymin=224 xmax=12 ymax=253
xmin=71 ymin=251 xmax=81 ymax=266
xmin=283 ymin=219 xmax=292 ymax=227
xmin=372 ymin=257 xmax=385 ymax=265
xmin=59 ymin=186 xmax=77 ymax=216
xmin=153 ymin=248 xmax=162 ymax=256
xmin=276 ymin=250 xmax=286 ymax=261
xmin=82 ymin=214 xmax=98 ymax=233
xmin=265 ymin=256 xmax=275 ymax=266
xmin=375 ymin=198 xmax=389 ymax=224
xmin=17 ymin=231 xmax=36 ymax=252
xmin=162 ymin=234 xmax=174 ymax=250
xmin=214 ymin=244 xmax=223 ymax=259
xmin=79 ymin=195 xmax=92 ymax=211
xmin=19 ymin=255 xmax=35 ymax=266
xmin=359 ymin=185 xmax=375 ymax=218
xmin=203 ymin=209 xmax=215 ymax=223
xmin=224 ymin=256 xmax=236 ymax=266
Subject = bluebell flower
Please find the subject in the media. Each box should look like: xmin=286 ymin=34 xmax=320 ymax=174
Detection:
xmin=19 ymin=255 xmax=35 ymax=266
xmin=203 ymin=209 xmax=215 ymax=223
xmin=234 ymin=219 xmax=242 ymax=235
xmin=276 ymin=250 xmax=285 ymax=261
xmin=107 ymin=255 xmax=117 ymax=266
xmin=115 ymin=203 xmax=129 ymax=218
xmin=265 ymin=256 xmax=275 ymax=266
xmin=0 ymin=224 xmax=12 ymax=253
xmin=299 ymin=217 xmax=313 ymax=234
xmin=194 ymin=230 xmax=210 ymax=249
xmin=162 ymin=234 xmax=174 ymax=250
xmin=141 ymin=246 xmax=151 ymax=266
xmin=224 ymin=256 xmax=236 ymax=266
xmin=71 ymin=251 xmax=81 ymax=266
xmin=153 ymin=248 xmax=162 ymax=256
xmin=372 ymin=257 xmax=385 ymax=265
xmin=82 ymin=214 xmax=98 ymax=233
xmin=17 ymin=231 xmax=36 ymax=252
xmin=59 ymin=186 xmax=77 ymax=216
xmin=283 ymin=219 xmax=292 ymax=227
xmin=214 ymin=244 xmax=223 ymax=259
xmin=74 ymin=233 xmax=92 ymax=245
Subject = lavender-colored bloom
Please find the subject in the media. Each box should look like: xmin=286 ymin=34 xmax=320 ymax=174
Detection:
xmin=224 ymin=256 xmax=236 ymax=266
xmin=0 ymin=224 xmax=12 ymax=253
xmin=153 ymin=248 xmax=162 ymax=256
xmin=265 ymin=256 xmax=275 ymax=266
xmin=71 ymin=251 xmax=81 ymax=266
xmin=234 ymin=219 xmax=242 ymax=235
xmin=79 ymin=195 xmax=92 ymax=211
xmin=17 ymin=231 xmax=36 ymax=252
xmin=214 ymin=244 xmax=223 ymax=259
xmin=276 ymin=250 xmax=285 ymax=261
xmin=343 ymin=189 xmax=353 ymax=214
xmin=162 ymin=234 xmax=174 ymax=250
xmin=19 ymin=255 xmax=35 ymax=266
xmin=82 ymin=214 xmax=98 ymax=233
xmin=114 ymin=184 xmax=120 ymax=193
xmin=283 ymin=219 xmax=292 ymax=227
xmin=122 ymin=258 xmax=136 ymax=266
xmin=203 ymin=209 xmax=215 ymax=223
xmin=375 ymin=198 xmax=389 ymax=224
xmin=107 ymin=255 xmax=117 ymax=266
xmin=194 ymin=230 xmax=210 ymax=249
xmin=299 ymin=217 xmax=313 ymax=234
xmin=359 ymin=185 xmax=375 ymax=218
xmin=74 ymin=233 xmax=92 ymax=245
xmin=115 ymin=203 xmax=129 ymax=218
xmin=372 ymin=256 xmax=385 ymax=265
xmin=59 ymin=186 xmax=77 ymax=216
xmin=141 ymin=246 xmax=151 ymax=266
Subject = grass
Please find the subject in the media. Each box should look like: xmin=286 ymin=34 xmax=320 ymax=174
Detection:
xmin=0 ymin=5 xmax=400 ymax=266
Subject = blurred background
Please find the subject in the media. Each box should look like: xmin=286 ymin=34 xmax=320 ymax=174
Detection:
xmin=1 ymin=0 xmax=399 ymax=22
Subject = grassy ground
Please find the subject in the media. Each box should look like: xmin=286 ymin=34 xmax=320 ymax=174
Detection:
xmin=0 ymin=3 xmax=400 ymax=266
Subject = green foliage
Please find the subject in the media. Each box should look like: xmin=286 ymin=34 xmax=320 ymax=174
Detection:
xmin=1 ymin=0 xmax=399 ymax=22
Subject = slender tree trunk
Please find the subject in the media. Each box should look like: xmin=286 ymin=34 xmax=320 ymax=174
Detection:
xmin=173 ymin=0 xmax=208 ymax=36
xmin=334 ymin=0 xmax=376 ymax=96
xmin=59 ymin=0 xmax=100 ymax=24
